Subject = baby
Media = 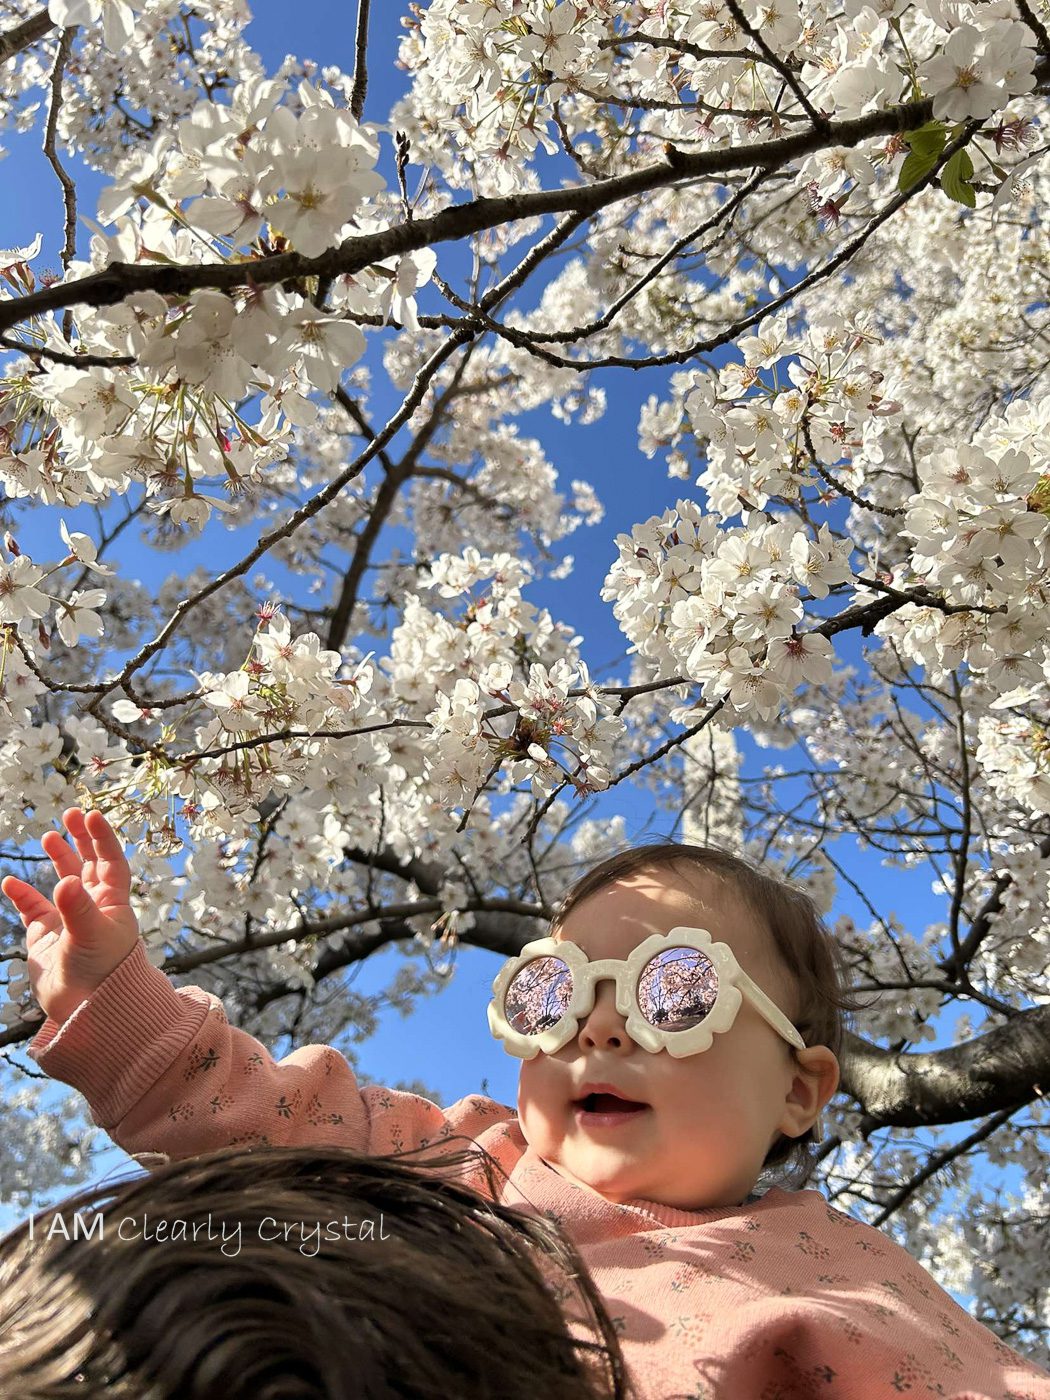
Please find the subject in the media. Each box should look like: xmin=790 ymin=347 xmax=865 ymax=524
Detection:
xmin=5 ymin=807 xmax=1050 ymax=1400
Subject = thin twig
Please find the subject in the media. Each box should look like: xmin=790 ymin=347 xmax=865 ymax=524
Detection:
xmin=870 ymin=1104 xmax=1021 ymax=1227
xmin=520 ymin=699 xmax=725 ymax=846
xmin=349 ymin=0 xmax=370 ymax=121
xmin=803 ymin=418 xmax=906 ymax=517
xmin=42 ymin=23 xmax=77 ymax=340
xmin=722 ymin=0 xmax=830 ymax=129
xmin=497 ymin=167 xmax=771 ymax=346
xmin=598 ymin=29 xmax=796 ymax=74
xmin=0 ymin=334 xmax=134 ymax=368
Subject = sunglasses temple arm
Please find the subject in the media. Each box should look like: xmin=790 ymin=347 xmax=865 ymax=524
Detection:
xmin=734 ymin=969 xmax=806 ymax=1050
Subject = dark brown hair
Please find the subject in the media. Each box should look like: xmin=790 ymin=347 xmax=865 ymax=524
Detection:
xmin=550 ymin=842 xmax=873 ymax=1189
xmin=0 ymin=1141 xmax=632 ymax=1400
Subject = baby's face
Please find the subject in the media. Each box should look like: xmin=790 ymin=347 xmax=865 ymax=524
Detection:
xmin=516 ymin=864 xmax=839 ymax=1211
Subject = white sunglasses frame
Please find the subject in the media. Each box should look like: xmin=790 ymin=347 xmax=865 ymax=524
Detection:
xmin=488 ymin=926 xmax=807 ymax=1060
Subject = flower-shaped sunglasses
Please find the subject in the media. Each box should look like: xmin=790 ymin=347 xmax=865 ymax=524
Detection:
xmin=488 ymin=927 xmax=805 ymax=1060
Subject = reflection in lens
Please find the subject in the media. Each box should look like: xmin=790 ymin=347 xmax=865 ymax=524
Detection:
xmin=638 ymin=946 xmax=718 ymax=1030
xmin=505 ymin=955 xmax=573 ymax=1035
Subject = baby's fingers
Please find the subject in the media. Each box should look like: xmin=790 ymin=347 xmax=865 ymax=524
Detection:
xmin=1 ymin=875 xmax=62 ymax=946
xmin=62 ymin=808 xmax=130 ymax=901
xmin=52 ymin=874 xmax=107 ymax=940
xmin=41 ymin=828 xmax=83 ymax=883
xmin=82 ymin=810 xmax=131 ymax=895
xmin=60 ymin=808 xmax=97 ymax=871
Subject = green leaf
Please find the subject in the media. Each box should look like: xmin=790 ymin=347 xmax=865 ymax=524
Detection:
xmin=941 ymin=147 xmax=976 ymax=207
xmin=901 ymin=121 xmax=948 ymax=160
xmin=898 ymin=148 xmax=941 ymax=193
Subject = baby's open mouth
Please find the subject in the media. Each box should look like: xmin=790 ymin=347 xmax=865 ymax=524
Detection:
xmin=575 ymin=1092 xmax=649 ymax=1113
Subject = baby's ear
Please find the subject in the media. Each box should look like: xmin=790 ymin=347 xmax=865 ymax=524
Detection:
xmin=800 ymin=1043 xmax=840 ymax=1099
xmin=782 ymin=1045 xmax=839 ymax=1138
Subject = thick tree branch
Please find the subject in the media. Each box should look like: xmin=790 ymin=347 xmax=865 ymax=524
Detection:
xmin=0 ymin=6 xmax=54 ymax=64
xmin=837 ymin=1008 xmax=1050 ymax=1127
xmin=1014 ymin=0 xmax=1050 ymax=57
xmin=249 ymin=909 xmax=537 ymax=1016
xmin=0 ymin=92 xmax=970 ymax=338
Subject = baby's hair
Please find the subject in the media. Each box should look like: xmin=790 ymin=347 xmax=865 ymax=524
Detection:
xmin=0 ymin=1140 xmax=631 ymax=1400
xmin=549 ymin=842 xmax=874 ymax=1189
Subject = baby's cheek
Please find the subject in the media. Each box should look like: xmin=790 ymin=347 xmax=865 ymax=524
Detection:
xmin=516 ymin=1061 xmax=559 ymax=1146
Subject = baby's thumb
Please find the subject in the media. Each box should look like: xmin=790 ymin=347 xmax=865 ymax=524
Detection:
xmin=53 ymin=875 xmax=108 ymax=948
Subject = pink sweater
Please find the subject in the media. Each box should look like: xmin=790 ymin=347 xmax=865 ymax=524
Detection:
xmin=30 ymin=942 xmax=1050 ymax=1400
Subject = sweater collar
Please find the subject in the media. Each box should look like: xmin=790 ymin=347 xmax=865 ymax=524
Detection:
xmin=525 ymin=1148 xmax=783 ymax=1228
xmin=615 ymin=1189 xmax=775 ymax=1229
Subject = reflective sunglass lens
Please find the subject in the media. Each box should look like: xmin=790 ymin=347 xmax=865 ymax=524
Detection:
xmin=638 ymin=946 xmax=718 ymax=1030
xmin=505 ymin=955 xmax=573 ymax=1035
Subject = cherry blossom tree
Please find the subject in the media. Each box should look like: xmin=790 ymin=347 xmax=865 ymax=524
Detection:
xmin=0 ymin=0 xmax=1048 ymax=1361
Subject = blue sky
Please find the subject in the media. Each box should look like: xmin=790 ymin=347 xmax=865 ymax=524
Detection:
xmin=0 ymin=3 xmax=1030 ymax=1307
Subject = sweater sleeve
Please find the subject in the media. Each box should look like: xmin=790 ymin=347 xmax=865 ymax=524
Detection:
xmin=28 ymin=940 xmax=516 ymax=1165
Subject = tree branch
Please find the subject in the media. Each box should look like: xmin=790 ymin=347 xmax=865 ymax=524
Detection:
xmin=722 ymin=0 xmax=830 ymax=130
xmin=0 ymin=334 xmax=134 ymax=367
xmin=869 ymin=1103 xmax=1021 ymax=1228
xmin=0 ymin=91 xmax=968 ymax=339
xmin=598 ymin=29 xmax=797 ymax=73
xmin=837 ymin=1008 xmax=1050 ymax=1127
xmin=349 ymin=0 xmax=370 ymax=122
xmin=440 ymin=119 xmax=985 ymax=372
xmin=939 ymin=831 xmax=1050 ymax=982
xmin=1014 ymin=0 xmax=1050 ymax=57
xmin=0 ymin=6 xmax=54 ymax=65
xmin=42 ymin=23 xmax=77 ymax=339
xmin=82 ymin=325 xmax=475 ymax=718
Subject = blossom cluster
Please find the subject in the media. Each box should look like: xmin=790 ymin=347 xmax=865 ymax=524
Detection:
xmin=0 ymin=522 xmax=110 ymax=646
xmin=602 ymin=498 xmax=849 ymax=723
xmin=0 ymin=74 xmax=440 ymax=537
xmin=401 ymin=549 xmax=625 ymax=803
xmin=396 ymin=0 xmax=1040 ymax=194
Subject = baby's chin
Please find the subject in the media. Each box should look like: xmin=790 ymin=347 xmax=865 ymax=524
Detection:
xmin=542 ymin=1149 xmax=754 ymax=1212
xmin=543 ymin=1156 xmax=641 ymax=1203
xmin=539 ymin=1145 xmax=655 ymax=1199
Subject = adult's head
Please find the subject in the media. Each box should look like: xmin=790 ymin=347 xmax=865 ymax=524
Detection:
xmin=0 ymin=1141 xmax=629 ymax=1400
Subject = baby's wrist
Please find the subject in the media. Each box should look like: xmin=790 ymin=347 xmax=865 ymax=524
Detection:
xmin=42 ymin=986 xmax=98 ymax=1026
xmin=45 ymin=956 xmax=139 ymax=1025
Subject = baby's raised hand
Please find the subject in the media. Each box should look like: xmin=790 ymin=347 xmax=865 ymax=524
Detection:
xmin=2 ymin=808 xmax=141 ymax=1025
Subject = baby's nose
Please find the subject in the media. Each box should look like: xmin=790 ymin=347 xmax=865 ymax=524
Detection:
xmin=578 ymin=978 xmax=633 ymax=1051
